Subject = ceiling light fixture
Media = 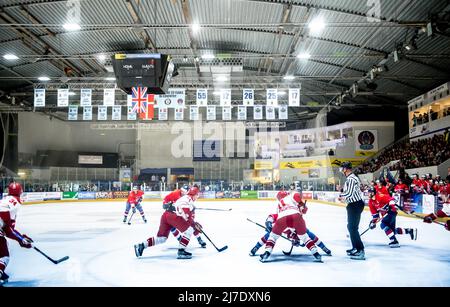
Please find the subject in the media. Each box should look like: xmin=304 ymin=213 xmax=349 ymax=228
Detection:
xmin=3 ymin=54 xmax=19 ymax=60
xmin=308 ymin=17 xmax=326 ymax=35
xmin=297 ymin=52 xmax=311 ymax=60
xmin=38 ymin=76 xmax=50 ymax=81
xmin=63 ymin=23 xmax=81 ymax=31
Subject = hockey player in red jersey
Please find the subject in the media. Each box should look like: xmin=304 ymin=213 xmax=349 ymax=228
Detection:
xmin=394 ymin=179 xmax=409 ymax=194
xmin=260 ymin=184 xmax=322 ymax=262
xmin=0 ymin=182 xmax=33 ymax=286
xmin=368 ymin=188 xmax=417 ymax=247
xmin=134 ymin=186 xmax=203 ymax=259
xmin=250 ymin=186 xmax=331 ymax=257
xmin=161 ymin=185 xmax=206 ymax=247
xmin=123 ymin=185 xmax=146 ymax=223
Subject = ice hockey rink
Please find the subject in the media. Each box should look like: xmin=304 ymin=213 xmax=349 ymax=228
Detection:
xmin=4 ymin=200 xmax=449 ymax=287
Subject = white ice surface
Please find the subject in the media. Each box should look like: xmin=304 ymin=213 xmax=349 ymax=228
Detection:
xmin=3 ymin=200 xmax=450 ymax=287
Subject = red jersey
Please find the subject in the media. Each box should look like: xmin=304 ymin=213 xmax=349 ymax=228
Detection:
xmin=368 ymin=194 xmax=396 ymax=218
xmin=375 ymin=185 xmax=389 ymax=196
xmin=0 ymin=195 xmax=22 ymax=240
xmin=163 ymin=189 xmax=183 ymax=204
xmin=394 ymin=183 xmax=408 ymax=193
xmin=127 ymin=190 xmax=144 ymax=204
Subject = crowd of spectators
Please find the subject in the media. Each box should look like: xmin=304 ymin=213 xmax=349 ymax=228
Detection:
xmin=356 ymin=132 xmax=450 ymax=175
xmin=411 ymin=108 xmax=450 ymax=127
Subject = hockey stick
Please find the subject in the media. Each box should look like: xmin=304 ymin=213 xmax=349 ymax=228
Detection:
xmin=13 ymin=230 xmax=70 ymax=264
xmin=246 ymin=218 xmax=292 ymax=243
xmin=127 ymin=210 xmax=136 ymax=225
xmin=33 ymin=246 xmax=70 ymax=265
xmin=360 ymin=227 xmax=371 ymax=237
xmin=199 ymin=229 xmax=228 ymax=252
xmin=196 ymin=207 xmax=232 ymax=212
xmin=395 ymin=205 xmax=445 ymax=226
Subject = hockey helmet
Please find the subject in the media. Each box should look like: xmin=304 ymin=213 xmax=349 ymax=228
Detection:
xmin=180 ymin=185 xmax=189 ymax=194
xmin=132 ymin=185 xmax=138 ymax=190
xmin=187 ymin=186 xmax=199 ymax=197
xmin=8 ymin=181 xmax=23 ymax=197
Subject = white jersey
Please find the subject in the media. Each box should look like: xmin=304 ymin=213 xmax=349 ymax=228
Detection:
xmin=0 ymin=195 xmax=21 ymax=230
xmin=277 ymin=192 xmax=302 ymax=219
xmin=174 ymin=195 xmax=195 ymax=221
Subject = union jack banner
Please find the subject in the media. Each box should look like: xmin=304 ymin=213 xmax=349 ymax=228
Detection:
xmin=131 ymin=87 xmax=148 ymax=114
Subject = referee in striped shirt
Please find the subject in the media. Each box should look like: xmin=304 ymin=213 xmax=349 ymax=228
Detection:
xmin=338 ymin=162 xmax=365 ymax=260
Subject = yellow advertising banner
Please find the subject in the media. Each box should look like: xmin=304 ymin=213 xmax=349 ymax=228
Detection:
xmin=355 ymin=151 xmax=376 ymax=157
xmin=280 ymin=158 xmax=365 ymax=169
xmin=255 ymin=160 xmax=273 ymax=170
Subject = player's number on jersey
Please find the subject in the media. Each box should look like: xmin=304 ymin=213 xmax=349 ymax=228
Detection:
xmin=197 ymin=92 xmax=207 ymax=100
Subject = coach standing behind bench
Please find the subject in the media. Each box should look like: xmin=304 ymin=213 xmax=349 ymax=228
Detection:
xmin=338 ymin=162 xmax=365 ymax=260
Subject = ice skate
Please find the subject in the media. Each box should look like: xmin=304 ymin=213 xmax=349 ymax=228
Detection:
xmin=177 ymin=249 xmax=192 ymax=259
xmin=407 ymin=228 xmax=417 ymax=241
xmin=389 ymin=239 xmax=400 ymax=248
xmin=346 ymin=248 xmax=357 ymax=256
xmin=313 ymin=252 xmax=323 ymax=262
xmin=321 ymin=246 xmax=332 ymax=256
xmin=259 ymin=251 xmax=271 ymax=263
xmin=134 ymin=243 xmax=145 ymax=257
xmin=350 ymin=250 xmax=365 ymax=260
xmin=197 ymin=237 xmax=206 ymax=248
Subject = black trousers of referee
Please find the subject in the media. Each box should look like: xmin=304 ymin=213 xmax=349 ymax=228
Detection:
xmin=346 ymin=200 xmax=365 ymax=251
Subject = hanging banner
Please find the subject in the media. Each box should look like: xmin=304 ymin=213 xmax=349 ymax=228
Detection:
xmin=196 ymin=89 xmax=208 ymax=106
xmin=112 ymin=106 xmax=121 ymax=121
xmin=266 ymin=106 xmax=276 ymax=120
xmin=158 ymin=107 xmax=168 ymax=120
xmin=355 ymin=130 xmax=378 ymax=156
xmin=254 ymin=105 xmax=263 ymax=120
xmin=155 ymin=88 xmax=185 ymax=108
xmin=279 ymin=105 xmax=288 ymax=120
xmin=103 ymin=89 xmax=115 ymax=106
xmin=220 ymin=89 xmax=232 ymax=106
xmin=80 ymin=89 xmax=92 ymax=106
xmin=222 ymin=106 xmax=232 ymax=120
xmin=175 ymin=107 xmax=184 ymax=120
xmin=127 ymin=106 xmax=137 ymax=120
xmin=68 ymin=105 xmax=78 ymax=120
xmin=243 ymin=89 xmax=254 ymax=106
xmin=140 ymin=94 xmax=154 ymax=120
xmin=34 ymin=89 xmax=45 ymax=107
xmin=57 ymin=89 xmax=69 ymax=107
xmin=190 ymin=105 xmax=199 ymax=120
xmin=289 ymin=88 xmax=300 ymax=107
xmin=83 ymin=106 xmax=92 ymax=121
xmin=98 ymin=106 xmax=108 ymax=120
xmin=127 ymin=94 xmax=132 ymax=107
xmin=238 ymin=106 xmax=247 ymax=120
xmin=266 ymin=89 xmax=278 ymax=106
xmin=207 ymin=106 xmax=216 ymax=121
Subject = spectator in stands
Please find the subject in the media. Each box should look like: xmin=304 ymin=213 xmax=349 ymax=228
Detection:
xmin=328 ymin=149 xmax=335 ymax=156
xmin=412 ymin=114 xmax=417 ymax=127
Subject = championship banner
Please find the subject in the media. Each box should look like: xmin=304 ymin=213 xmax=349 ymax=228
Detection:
xmin=57 ymin=89 xmax=69 ymax=107
xmin=220 ymin=89 xmax=231 ymax=106
xmin=158 ymin=107 xmax=168 ymax=121
xmin=207 ymin=106 xmax=216 ymax=120
xmin=190 ymin=105 xmax=199 ymax=120
xmin=112 ymin=106 xmax=121 ymax=121
xmin=237 ymin=106 xmax=247 ymax=120
xmin=355 ymin=130 xmax=378 ymax=157
xmin=266 ymin=106 xmax=275 ymax=120
xmin=196 ymin=89 xmax=208 ymax=106
xmin=266 ymin=89 xmax=278 ymax=106
xmin=243 ymin=89 xmax=254 ymax=106
xmin=98 ymin=106 xmax=107 ymax=120
xmin=127 ymin=106 xmax=137 ymax=120
xmin=222 ymin=106 xmax=232 ymax=120
xmin=80 ymin=89 xmax=92 ymax=106
xmin=83 ymin=106 xmax=92 ymax=120
xmin=175 ymin=107 xmax=184 ymax=120
xmin=34 ymin=89 xmax=45 ymax=107
xmin=68 ymin=105 xmax=78 ymax=120
xmin=103 ymin=89 xmax=115 ymax=106
xmin=155 ymin=88 xmax=186 ymax=108
xmin=279 ymin=105 xmax=288 ymax=120
xmin=289 ymin=88 xmax=300 ymax=107
xmin=254 ymin=105 xmax=263 ymax=120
